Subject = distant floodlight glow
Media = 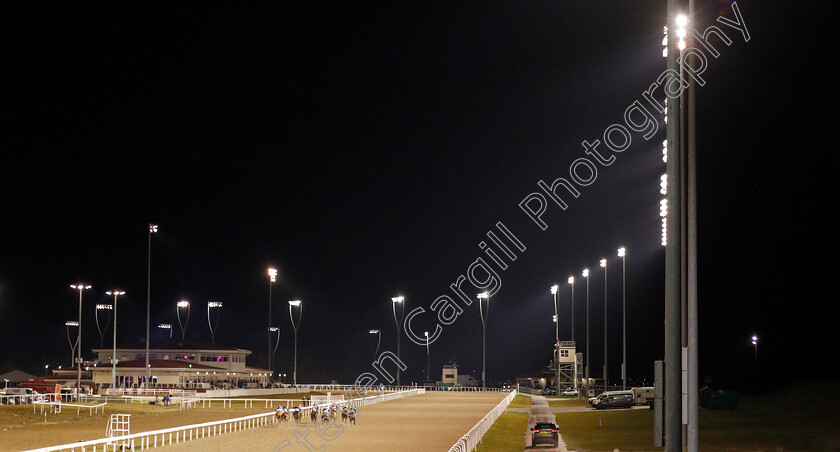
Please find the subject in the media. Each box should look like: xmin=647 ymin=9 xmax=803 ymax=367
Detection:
xmin=149 ymin=224 xmax=158 ymax=233
xmin=96 ymin=304 xmax=113 ymax=310
xmin=582 ymin=269 xmax=589 ymax=278
xmin=618 ymin=247 xmax=626 ymax=257
xmin=65 ymin=321 xmax=79 ymax=327
xmin=550 ymin=285 xmax=559 ymax=294
xmin=288 ymin=300 xmax=301 ymax=306
xmin=208 ymin=301 xmax=223 ymax=308
xmin=567 ymin=276 xmax=574 ymax=284
xmin=600 ymin=259 xmax=607 ymax=268
xmin=268 ymin=268 xmax=277 ymax=282
xmin=158 ymin=323 xmax=171 ymax=329
xmin=177 ymin=300 xmax=189 ymax=308
xmin=369 ymin=329 xmax=379 ymax=334
xmin=676 ymin=14 xmax=688 ymax=28
xmin=477 ymin=292 xmax=490 ymax=299
xmin=391 ymin=296 xmax=404 ymax=303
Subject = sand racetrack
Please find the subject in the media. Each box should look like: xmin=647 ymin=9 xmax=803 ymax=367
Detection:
xmin=164 ymin=391 xmax=505 ymax=451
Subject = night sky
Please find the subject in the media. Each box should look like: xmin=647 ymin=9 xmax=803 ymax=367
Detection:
xmin=1 ymin=1 xmax=834 ymax=390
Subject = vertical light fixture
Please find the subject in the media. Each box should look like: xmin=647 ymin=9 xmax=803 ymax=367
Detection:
xmin=600 ymin=258 xmax=608 ymax=390
xmin=176 ymin=300 xmax=190 ymax=340
xmin=145 ymin=223 xmax=158 ymax=389
xmin=391 ymin=296 xmax=405 ymax=386
xmin=288 ymin=300 xmax=302 ymax=386
xmin=207 ymin=301 xmax=222 ymax=344
xmin=267 ymin=268 xmax=277 ymax=377
xmin=70 ymin=283 xmax=92 ymax=391
xmin=477 ymin=291 xmax=490 ymax=388
xmin=618 ymin=247 xmax=627 ymax=389
xmin=583 ymin=268 xmax=590 ymax=395
xmin=106 ymin=290 xmax=125 ymax=393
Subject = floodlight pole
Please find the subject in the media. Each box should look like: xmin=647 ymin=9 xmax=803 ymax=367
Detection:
xmin=600 ymin=259 xmax=608 ymax=391
xmin=664 ymin=2 xmax=684 ymax=450
xmin=107 ymin=290 xmax=125 ymax=393
xmin=583 ymin=269 xmax=590 ymax=396
xmin=145 ymin=224 xmax=157 ymax=390
xmin=686 ymin=1 xmax=699 ymax=449
xmin=391 ymin=296 xmax=404 ymax=386
xmin=289 ymin=300 xmax=302 ymax=386
xmin=71 ymin=284 xmax=91 ymax=392
xmin=478 ymin=292 xmax=490 ymax=388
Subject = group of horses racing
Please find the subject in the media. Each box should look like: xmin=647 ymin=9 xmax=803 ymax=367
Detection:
xmin=275 ymin=403 xmax=357 ymax=426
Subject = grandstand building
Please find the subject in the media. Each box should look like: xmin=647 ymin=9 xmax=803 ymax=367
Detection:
xmin=88 ymin=339 xmax=271 ymax=393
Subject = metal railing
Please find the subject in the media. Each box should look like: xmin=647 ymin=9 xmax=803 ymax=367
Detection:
xmin=447 ymin=389 xmax=518 ymax=452
xmin=22 ymin=388 xmax=425 ymax=452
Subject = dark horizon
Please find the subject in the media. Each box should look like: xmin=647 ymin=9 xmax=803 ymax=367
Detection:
xmin=1 ymin=1 xmax=835 ymax=392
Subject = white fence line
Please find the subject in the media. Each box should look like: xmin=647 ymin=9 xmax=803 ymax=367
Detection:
xmin=22 ymin=388 xmax=426 ymax=452
xmin=447 ymin=389 xmax=518 ymax=452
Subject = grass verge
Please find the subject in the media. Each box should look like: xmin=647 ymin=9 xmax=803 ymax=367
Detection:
xmin=554 ymin=380 xmax=840 ymax=451
xmin=475 ymin=411 xmax=529 ymax=452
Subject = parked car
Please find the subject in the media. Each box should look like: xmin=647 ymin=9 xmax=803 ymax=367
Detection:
xmin=531 ymin=422 xmax=559 ymax=447
xmin=4 ymin=388 xmax=39 ymax=404
xmin=60 ymin=387 xmax=78 ymax=402
xmin=592 ymin=390 xmax=634 ymax=409
xmin=541 ymin=387 xmax=557 ymax=396
xmin=561 ymin=388 xmax=579 ymax=396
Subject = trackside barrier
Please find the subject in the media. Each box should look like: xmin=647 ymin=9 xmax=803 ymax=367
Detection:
xmin=22 ymin=388 xmax=425 ymax=452
xmin=447 ymin=389 xmax=518 ymax=452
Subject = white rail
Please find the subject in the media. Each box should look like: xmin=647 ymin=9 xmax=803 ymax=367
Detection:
xmin=447 ymin=389 xmax=518 ymax=452
xmin=22 ymin=388 xmax=425 ymax=452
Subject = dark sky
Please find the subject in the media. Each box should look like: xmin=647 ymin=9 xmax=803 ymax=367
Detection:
xmin=1 ymin=1 xmax=835 ymax=389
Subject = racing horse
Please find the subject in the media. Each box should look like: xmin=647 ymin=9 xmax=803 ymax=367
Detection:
xmin=275 ymin=409 xmax=288 ymax=425
xmin=292 ymin=406 xmax=302 ymax=425
xmin=340 ymin=406 xmax=348 ymax=423
xmin=310 ymin=406 xmax=318 ymax=424
xmin=348 ymin=407 xmax=357 ymax=425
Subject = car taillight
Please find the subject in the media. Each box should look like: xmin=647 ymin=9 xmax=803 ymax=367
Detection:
xmin=551 ymin=429 xmax=558 ymax=433
xmin=533 ymin=429 xmax=540 ymax=433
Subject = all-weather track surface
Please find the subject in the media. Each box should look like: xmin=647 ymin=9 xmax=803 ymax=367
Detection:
xmin=163 ymin=391 xmax=505 ymax=451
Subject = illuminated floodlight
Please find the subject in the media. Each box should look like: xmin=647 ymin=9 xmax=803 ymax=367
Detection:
xmin=550 ymin=285 xmax=559 ymax=295
xmin=552 ymin=314 xmax=558 ymax=323
xmin=600 ymin=259 xmax=607 ymax=268
xmin=96 ymin=304 xmax=113 ymax=310
xmin=268 ymin=268 xmax=277 ymax=282
xmin=208 ymin=301 xmax=223 ymax=308
xmin=582 ymin=269 xmax=589 ymax=278
xmin=158 ymin=323 xmax=171 ymax=329
xmin=106 ymin=290 xmax=125 ymax=296
xmin=177 ymin=300 xmax=190 ymax=308
xmin=567 ymin=276 xmax=575 ymax=285
xmin=149 ymin=224 xmax=159 ymax=233
xmin=617 ymin=247 xmax=626 ymax=258
xmin=477 ymin=292 xmax=490 ymax=299
xmin=70 ymin=284 xmax=92 ymax=290
xmin=268 ymin=327 xmax=279 ymax=332
xmin=65 ymin=321 xmax=79 ymax=327
xmin=391 ymin=296 xmax=404 ymax=303
xmin=288 ymin=300 xmax=301 ymax=307
xmin=676 ymin=14 xmax=688 ymax=28
xmin=369 ymin=329 xmax=379 ymax=334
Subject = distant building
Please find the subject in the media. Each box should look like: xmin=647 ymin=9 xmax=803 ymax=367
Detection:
xmin=553 ymin=341 xmax=583 ymax=391
xmin=441 ymin=361 xmax=458 ymax=386
xmin=1 ymin=369 xmax=37 ymax=389
xmin=84 ymin=338 xmax=270 ymax=393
